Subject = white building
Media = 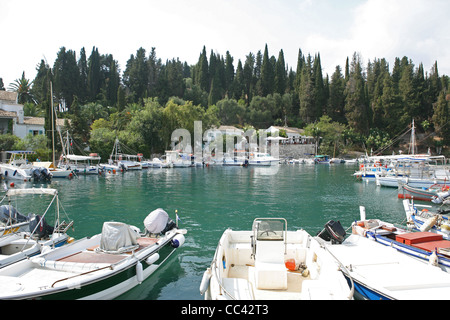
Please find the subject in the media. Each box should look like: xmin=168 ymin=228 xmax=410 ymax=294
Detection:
xmin=0 ymin=91 xmax=65 ymax=139
xmin=265 ymin=126 xmax=313 ymax=144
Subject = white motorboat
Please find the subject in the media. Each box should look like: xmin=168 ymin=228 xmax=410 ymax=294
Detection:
xmin=0 ymin=208 xmax=186 ymax=300
xmin=248 ymin=153 xmax=279 ymax=166
xmin=0 ymin=188 xmax=74 ymax=269
xmin=200 ymin=218 xmax=352 ymax=300
xmin=61 ymin=154 xmax=101 ymax=175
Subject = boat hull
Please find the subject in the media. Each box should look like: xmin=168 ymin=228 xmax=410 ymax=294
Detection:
xmin=0 ymin=229 xmax=185 ymax=300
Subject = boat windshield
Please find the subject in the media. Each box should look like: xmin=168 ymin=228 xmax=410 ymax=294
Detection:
xmin=254 ymin=219 xmax=285 ymax=241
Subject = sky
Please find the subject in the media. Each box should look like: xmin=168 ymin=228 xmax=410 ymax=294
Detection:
xmin=1 ymin=0 xmax=449 ymax=87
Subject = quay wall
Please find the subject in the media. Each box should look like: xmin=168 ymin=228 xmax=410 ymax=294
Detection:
xmin=277 ymin=144 xmax=316 ymax=159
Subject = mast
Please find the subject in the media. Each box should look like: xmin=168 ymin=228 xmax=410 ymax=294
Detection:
xmin=51 ymin=82 xmax=56 ymax=164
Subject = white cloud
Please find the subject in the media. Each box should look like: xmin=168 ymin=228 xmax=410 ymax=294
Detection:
xmin=1 ymin=0 xmax=449 ymax=86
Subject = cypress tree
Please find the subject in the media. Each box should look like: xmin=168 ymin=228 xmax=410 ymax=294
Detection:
xmin=275 ymin=49 xmax=287 ymax=95
xmin=344 ymin=53 xmax=369 ymax=135
xmin=260 ymin=44 xmax=274 ymax=96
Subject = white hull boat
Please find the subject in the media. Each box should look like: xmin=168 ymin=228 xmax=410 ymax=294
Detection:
xmin=0 ymin=208 xmax=186 ymax=300
xmin=248 ymin=153 xmax=279 ymax=166
xmin=200 ymin=218 xmax=352 ymax=300
xmin=0 ymin=188 xmax=74 ymax=269
xmin=326 ymin=232 xmax=450 ymax=300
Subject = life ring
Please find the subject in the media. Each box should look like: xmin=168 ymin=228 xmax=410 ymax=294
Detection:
xmin=360 ymin=164 xmax=364 ymax=170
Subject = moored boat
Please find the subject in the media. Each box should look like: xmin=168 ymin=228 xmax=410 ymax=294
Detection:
xmin=248 ymin=152 xmax=279 ymax=166
xmin=0 ymin=208 xmax=186 ymax=300
xmin=398 ymin=182 xmax=449 ymax=202
xmin=0 ymin=188 xmax=74 ymax=269
xmin=347 ymin=206 xmax=450 ymax=273
xmin=325 ymin=227 xmax=450 ymax=300
xmin=200 ymin=218 xmax=352 ymax=300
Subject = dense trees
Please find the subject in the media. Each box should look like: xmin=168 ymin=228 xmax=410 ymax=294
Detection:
xmin=1 ymin=44 xmax=448 ymax=157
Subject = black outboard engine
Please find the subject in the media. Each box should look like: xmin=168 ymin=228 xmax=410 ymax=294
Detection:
xmin=40 ymin=168 xmax=52 ymax=182
xmin=317 ymin=220 xmax=346 ymax=244
xmin=31 ymin=168 xmax=42 ymax=181
xmin=29 ymin=215 xmax=54 ymax=239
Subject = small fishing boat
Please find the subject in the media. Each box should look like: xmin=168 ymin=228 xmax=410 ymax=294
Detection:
xmin=200 ymin=218 xmax=352 ymax=300
xmin=344 ymin=206 xmax=450 ymax=273
xmin=0 ymin=188 xmax=74 ymax=269
xmin=404 ymin=199 xmax=450 ymax=240
xmin=325 ymin=225 xmax=450 ymax=300
xmin=398 ymin=182 xmax=449 ymax=202
xmin=0 ymin=208 xmax=186 ymax=300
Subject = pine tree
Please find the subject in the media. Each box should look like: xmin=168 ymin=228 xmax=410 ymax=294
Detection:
xmin=78 ymin=47 xmax=88 ymax=103
xmin=299 ymin=56 xmax=314 ymax=123
xmin=432 ymin=90 xmax=449 ymax=146
xmin=328 ymin=65 xmax=346 ymax=123
xmin=275 ymin=49 xmax=287 ymax=95
xmin=313 ymin=54 xmax=325 ymax=120
xmin=53 ymin=47 xmax=79 ymax=110
xmin=87 ymin=47 xmax=102 ymax=102
xmin=224 ymin=51 xmax=234 ymax=96
xmin=260 ymin=44 xmax=274 ymax=96
xmin=344 ymin=53 xmax=369 ymax=135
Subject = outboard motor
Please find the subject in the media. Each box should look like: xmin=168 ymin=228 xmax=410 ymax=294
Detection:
xmin=31 ymin=168 xmax=42 ymax=181
xmin=40 ymin=168 xmax=52 ymax=182
xmin=29 ymin=215 xmax=54 ymax=239
xmin=317 ymin=220 xmax=346 ymax=244
xmin=144 ymin=208 xmax=177 ymax=235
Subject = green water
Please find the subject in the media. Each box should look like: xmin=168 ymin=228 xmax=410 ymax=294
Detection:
xmin=13 ymin=164 xmax=406 ymax=300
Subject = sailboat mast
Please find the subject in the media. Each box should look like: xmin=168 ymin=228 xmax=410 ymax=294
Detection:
xmin=411 ymin=119 xmax=416 ymax=155
xmin=50 ymin=82 xmax=56 ymax=164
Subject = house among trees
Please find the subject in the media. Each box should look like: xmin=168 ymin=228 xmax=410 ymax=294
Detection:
xmin=0 ymin=91 xmax=64 ymax=139
xmin=266 ymin=126 xmax=314 ymax=144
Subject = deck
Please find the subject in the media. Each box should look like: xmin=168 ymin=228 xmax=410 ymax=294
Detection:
xmin=224 ymin=264 xmax=309 ymax=300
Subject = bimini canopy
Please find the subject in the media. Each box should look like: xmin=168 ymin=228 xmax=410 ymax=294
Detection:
xmin=6 ymin=188 xmax=58 ymax=197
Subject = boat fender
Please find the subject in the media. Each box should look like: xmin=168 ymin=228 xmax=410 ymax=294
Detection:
xmin=429 ymin=249 xmax=439 ymax=267
xmin=136 ymin=261 xmax=144 ymax=283
xmin=420 ymin=215 xmax=438 ymax=232
xmin=146 ymin=253 xmax=160 ymax=265
xmin=171 ymin=234 xmax=185 ymax=248
xmin=199 ymin=268 xmax=212 ymax=295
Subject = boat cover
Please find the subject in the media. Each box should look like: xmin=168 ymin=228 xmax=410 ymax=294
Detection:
xmin=144 ymin=208 xmax=169 ymax=234
xmin=99 ymin=222 xmax=139 ymax=254
xmin=0 ymin=205 xmax=29 ymax=224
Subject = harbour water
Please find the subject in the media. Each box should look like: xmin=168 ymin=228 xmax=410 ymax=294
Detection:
xmin=12 ymin=164 xmax=407 ymax=300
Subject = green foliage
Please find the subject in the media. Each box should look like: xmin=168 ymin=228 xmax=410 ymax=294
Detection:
xmin=303 ymin=115 xmax=347 ymax=156
xmin=365 ymin=128 xmax=392 ymax=153
xmin=15 ymin=43 xmax=447 ymax=157
xmin=0 ymin=134 xmax=20 ymax=151
xmin=8 ymin=72 xmax=36 ymax=104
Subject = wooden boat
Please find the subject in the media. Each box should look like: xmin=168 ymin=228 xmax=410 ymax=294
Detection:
xmin=398 ymin=182 xmax=449 ymax=202
xmin=345 ymin=206 xmax=450 ymax=273
xmin=200 ymin=218 xmax=352 ymax=300
xmin=404 ymin=199 xmax=450 ymax=240
xmin=325 ymin=229 xmax=450 ymax=300
xmin=0 ymin=208 xmax=186 ymax=300
xmin=0 ymin=188 xmax=74 ymax=269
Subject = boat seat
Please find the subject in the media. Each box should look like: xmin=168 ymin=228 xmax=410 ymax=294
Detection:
xmin=255 ymin=240 xmax=287 ymax=290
